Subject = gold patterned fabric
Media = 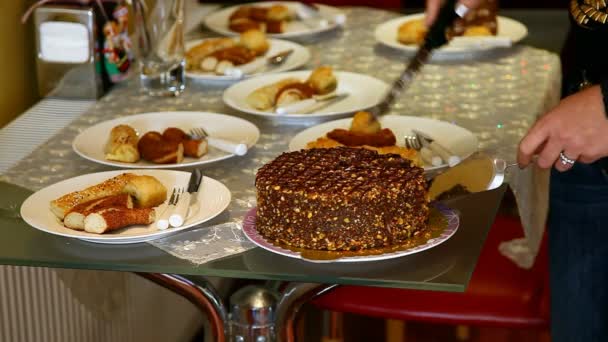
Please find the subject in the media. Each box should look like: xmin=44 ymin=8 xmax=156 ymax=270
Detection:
xmin=570 ymin=0 xmax=608 ymax=28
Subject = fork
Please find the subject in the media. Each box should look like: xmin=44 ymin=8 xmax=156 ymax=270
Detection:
xmin=404 ymin=132 xmax=460 ymax=167
xmin=189 ymin=127 xmax=248 ymax=156
xmin=157 ymin=188 xmax=182 ymax=230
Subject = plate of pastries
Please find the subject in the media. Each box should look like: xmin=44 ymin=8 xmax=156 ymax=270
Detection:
xmin=374 ymin=2 xmax=527 ymax=59
xmin=185 ymin=29 xmax=310 ymax=81
xmin=72 ymin=112 xmax=260 ymax=169
xmin=244 ymin=145 xmax=461 ymax=262
xmin=222 ymin=66 xmax=388 ymax=118
xmin=204 ymin=1 xmax=346 ymax=39
xmin=288 ymin=111 xmax=478 ymax=171
xmin=20 ymin=170 xmax=231 ymax=244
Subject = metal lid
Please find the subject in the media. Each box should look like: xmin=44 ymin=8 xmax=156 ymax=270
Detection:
xmin=229 ymin=285 xmax=279 ymax=327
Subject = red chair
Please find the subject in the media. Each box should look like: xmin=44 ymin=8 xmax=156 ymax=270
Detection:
xmin=311 ymin=214 xmax=550 ymax=338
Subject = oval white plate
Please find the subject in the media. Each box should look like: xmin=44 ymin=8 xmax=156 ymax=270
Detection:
xmin=375 ymin=14 xmax=527 ymax=59
xmin=73 ymin=111 xmax=260 ymax=169
xmin=223 ymin=70 xmax=388 ymax=119
xmin=243 ymin=203 xmax=459 ymax=263
xmin=20 ymin=170 xmax=231 ymax=244
xmin=185 ymin=38 xmax=310 ymax=82
xmin=288 ymin=115 xmax=478 ymax=171
xmin=204 ymin=1 xmax=346 ymax=40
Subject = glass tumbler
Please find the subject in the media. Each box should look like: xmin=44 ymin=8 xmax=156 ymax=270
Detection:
xmin=133 ymin=0 xmax=185 ymax=96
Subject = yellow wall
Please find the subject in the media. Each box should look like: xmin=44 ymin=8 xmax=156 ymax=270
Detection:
xmin=0 ymin=1 xmax=38 ymax=128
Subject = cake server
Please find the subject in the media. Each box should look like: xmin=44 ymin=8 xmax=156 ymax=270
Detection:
xmin=169 ymin=169 xmax=203 ymax=228
xmin=371 ymin=0 xmax=469 ymax=118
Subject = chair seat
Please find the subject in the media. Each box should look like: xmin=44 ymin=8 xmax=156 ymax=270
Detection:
xmin=312 ymin=215 xmax=549 ymax=328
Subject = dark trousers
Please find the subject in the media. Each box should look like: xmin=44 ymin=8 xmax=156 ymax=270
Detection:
xmin=549 ymin=162 xmax=608 ymax=341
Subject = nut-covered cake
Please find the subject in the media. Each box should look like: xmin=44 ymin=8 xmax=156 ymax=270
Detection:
xmin=255 ymin=147 xmax=429 ymax=251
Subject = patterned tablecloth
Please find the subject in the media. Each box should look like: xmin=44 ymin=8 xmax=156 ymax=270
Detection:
xmin=1 ymin=7 xmax=560 ymax=268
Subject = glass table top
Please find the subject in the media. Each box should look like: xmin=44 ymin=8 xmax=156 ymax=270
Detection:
xmin=0 ymin=181 xmax=505 ymax=292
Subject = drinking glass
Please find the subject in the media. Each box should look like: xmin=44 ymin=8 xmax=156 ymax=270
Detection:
xmin=133 ymin=0 xmax=185 ymax=96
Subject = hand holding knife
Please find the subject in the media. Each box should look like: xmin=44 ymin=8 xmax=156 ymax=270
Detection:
xmin=169 ymin=169 xmax=203 ymax=228
xmin=371 ymin=0 xmax=469 ymax=118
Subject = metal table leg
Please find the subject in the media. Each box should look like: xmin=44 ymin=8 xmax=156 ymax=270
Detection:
xmin=275 ymin=282 xmax=339 ymax=342
xmin=137 ymin=273 xmax=228 ymax=342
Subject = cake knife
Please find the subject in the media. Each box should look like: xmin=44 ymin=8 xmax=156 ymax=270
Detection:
xmin=370 ymin=0 xmax=469 ymax=118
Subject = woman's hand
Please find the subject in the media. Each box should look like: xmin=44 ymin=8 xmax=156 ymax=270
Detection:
xmin=425 ymin=0 xmax=485 ymax=27
xmin=518 ymin=85 xmax=608 ymax=171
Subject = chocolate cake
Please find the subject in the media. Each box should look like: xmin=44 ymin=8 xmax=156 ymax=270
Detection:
xmin=255 ymin=147 xmax=429 ymax=251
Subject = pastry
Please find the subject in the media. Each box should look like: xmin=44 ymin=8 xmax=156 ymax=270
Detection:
xmin=122 ymin=175 xmax=167 ymax=208
xmin=229 ymin=18 xmax=265 ymax=33
xmin=104 ymin=125 xmax=140 ymax=163
xmin=246 ymin=66 xmax=338 ymax=111
xmin=246 ymin=77 xmax=301 ymax=110
xmin=255 ymin=147 xmax=429 ymax=251
xmin=161 ymin=128 xmax=208 ymax=158
xmin=275 ymin=83 xmax=315 ymax=107
xmin=306 ymin=112 xmax=421 ymax=164
xmin=306 ymin=66 xmax=337 ymax=95
xmin=239 ymin=29 xmax=270 ymax=56
xmin=84 ymin=207 xmax=155 ymax=234
xmin=185 ymin=38 xmax=235 ymax=70
xmin=397 ymin=18 xmax=427 ymax=45
xmin=267 ymin=4 xmax=291 ymax=21
xmin=138 ymin=131 xmax=184 ymax=164
xmin=50 ymin=173 xmax=137 ymax=219
xmin=63 ymin=194 xmax=133 ymax=230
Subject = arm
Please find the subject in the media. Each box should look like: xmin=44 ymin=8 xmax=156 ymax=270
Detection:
xmin=517 ymin=84 xmax=608 ymax=171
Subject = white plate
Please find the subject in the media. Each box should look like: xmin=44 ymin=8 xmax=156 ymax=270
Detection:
xmin=204 ymin=1 xmax=346 ymax=40
xmin=20 ymin=170 xmax=231 ymax=244
xmin=374 ymin=14 xmax=527 ymax=59
xmin=288 ymin=115 xmax=478 ymax=171
xmin=185 ymin=38 xmax=310 ymax=82
xmin=223 ymin=71 xmax=388 ymax=119
xmin=243 ymin=203 xmax=459 ymax=263
xmin=73 ymin=111 xmax=260 ymax=169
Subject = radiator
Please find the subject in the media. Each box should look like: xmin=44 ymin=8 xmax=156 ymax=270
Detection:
xmin=0 ymin=266 xmax=204 ymax=342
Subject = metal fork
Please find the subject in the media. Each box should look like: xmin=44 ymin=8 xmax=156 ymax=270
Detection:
xmin=404 ymin=134 xmax=422 ymax=150
xmin=189 ymin=127 xmax=248 ymax=156
xmin=157 ymin=188 xmax=182 ymax=230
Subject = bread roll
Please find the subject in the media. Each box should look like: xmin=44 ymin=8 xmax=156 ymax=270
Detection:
xmin=105 ymin=125 xmax=140 ymax=163
xmin=84 ymin=207 xmax=155 ymax=234
xmin=50 ymin=173 xmax=137 ymax=220
xmin=186 ymin=38 xmax=235 ymax=70
xmin=64 ymin=194 xmax=133 ymax=230
xmin=239 ymin=29 xmax=269 ymax=56
xmin=122 ymin=175 xmax=167 ymax=208
xmin=307 ymin=66 xmax=338 ymax=95
xmin=247 ymin=78 xmax=301 ymax=110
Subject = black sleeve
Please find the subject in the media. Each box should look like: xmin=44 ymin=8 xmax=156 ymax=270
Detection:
xmin=601 ymin=79 xmax=608 ymax=119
